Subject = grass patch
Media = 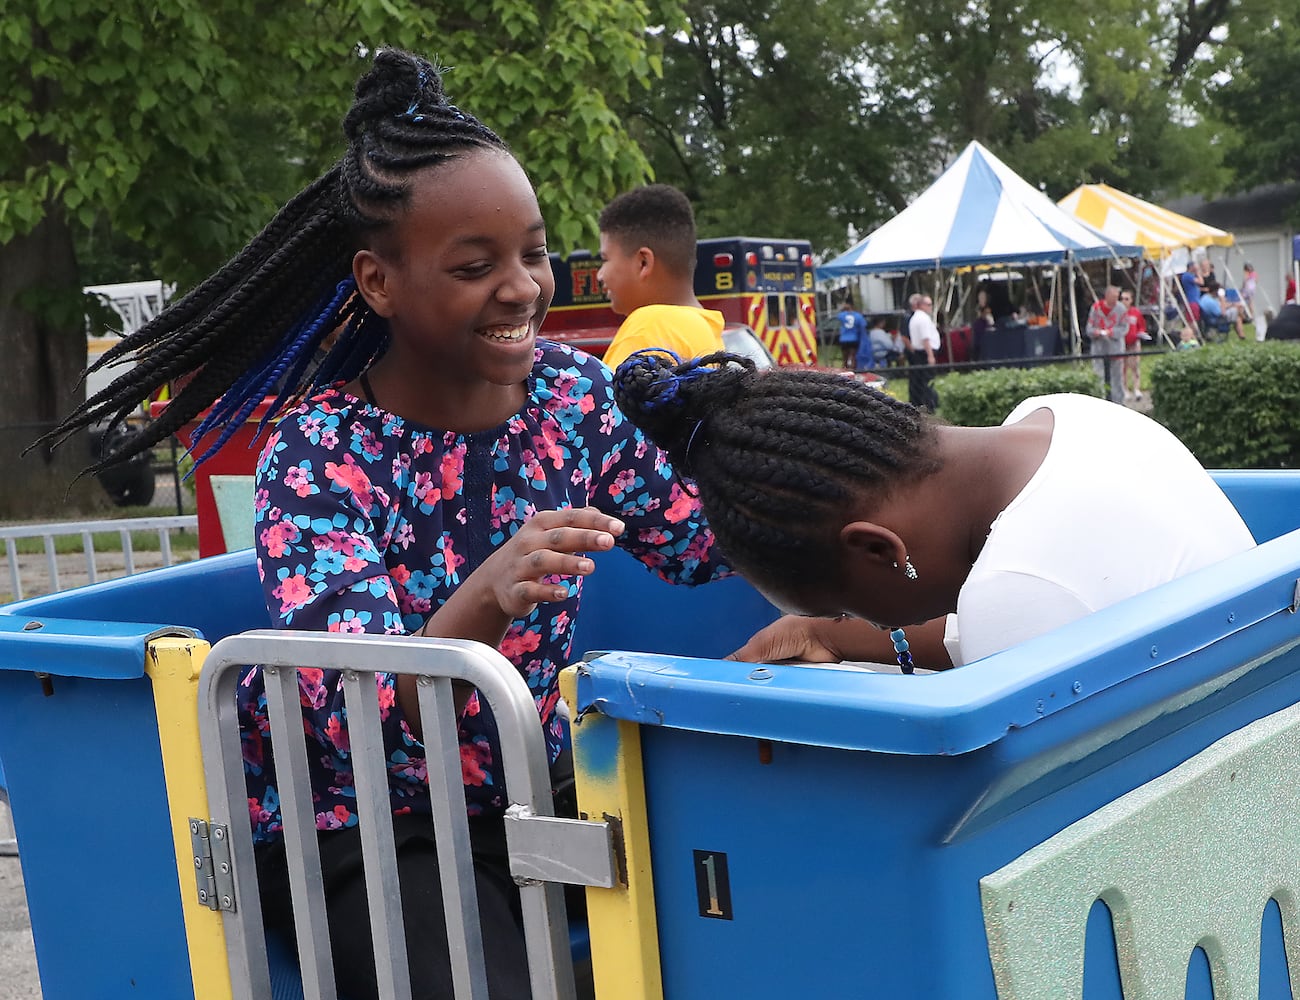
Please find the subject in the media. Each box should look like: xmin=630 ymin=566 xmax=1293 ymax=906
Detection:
xmin=5 ymin=526 xmax=200 ymax=557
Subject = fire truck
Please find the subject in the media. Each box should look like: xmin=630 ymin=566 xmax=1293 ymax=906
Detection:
xmin=541 ymin=237 xmax=819 ymax=366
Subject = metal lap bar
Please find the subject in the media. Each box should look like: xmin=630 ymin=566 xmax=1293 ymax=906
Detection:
xmin=416 ymin=674 xmax=491 ymax=1000
xmin=200 ymin=630 xmax=583 ymax=1000
xmin=262 ymin=663 xmax=338 ymax=1000
xmin=341 ymin=666 xmax=414 ymax=1000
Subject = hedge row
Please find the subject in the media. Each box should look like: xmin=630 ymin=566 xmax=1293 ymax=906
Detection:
xmin=1149 ymin=343 xmax=1300 ymax=469
xmin=931 ymin=363 xmax=1103 ymax=427
xmin=929 ymin=344 xmax=1300 ymax=470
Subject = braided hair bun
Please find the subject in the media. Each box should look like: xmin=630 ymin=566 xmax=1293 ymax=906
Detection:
xmin=612 ymin=351 xmax=754 ymax=475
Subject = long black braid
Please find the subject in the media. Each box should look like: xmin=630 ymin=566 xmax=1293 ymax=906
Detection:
xmin=33 ymin=49 xmax=509 ymax=477
xmin=612 ymin=352 xmax=943 ymax=591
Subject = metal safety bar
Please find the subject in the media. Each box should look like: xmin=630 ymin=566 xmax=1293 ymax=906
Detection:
xmin=199 ymin=630 xmax=614 ymax=1000
xmin=0 ymin=514 xmax=196 ymax=601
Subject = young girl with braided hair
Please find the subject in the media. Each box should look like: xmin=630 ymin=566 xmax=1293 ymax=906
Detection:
xmin=612 ymin=351 xmax=1255 ymax=672
xmin=38 ymin=49 xmax=724 ymax=999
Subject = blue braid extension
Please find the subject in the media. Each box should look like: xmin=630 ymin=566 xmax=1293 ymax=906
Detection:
xmin=614 ymin=349 xmax=723 ymax=411
xmin=402 ymin=64 xmax=429 ymax=120
xmin=190 ymin=278 xmax=354 ymax=455
xmin=190 ymin=278 xmax=357 ymax=467
xmin=311 ymin=312 xmax=389 ymax=390
xmin=257 ymin=312 xmax=355 ymax=436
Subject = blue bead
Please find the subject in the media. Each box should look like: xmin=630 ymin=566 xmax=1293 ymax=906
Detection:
xmin=890 ymin=628 xmax=906 ymax=642
xmin=894 ymin=639 xmax=909 ymax=653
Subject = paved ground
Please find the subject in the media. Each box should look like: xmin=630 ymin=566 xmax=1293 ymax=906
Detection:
xmin=0 ymin=805 xmax=39 ymax=998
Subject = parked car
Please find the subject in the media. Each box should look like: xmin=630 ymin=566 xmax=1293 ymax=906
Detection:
xmin=722 ymin=323 xmax=776 ymax=369
xmin=725 ymin=322 xmax=887 ymax=389
xmin=89 ymin=419 xmax=155 ymax=507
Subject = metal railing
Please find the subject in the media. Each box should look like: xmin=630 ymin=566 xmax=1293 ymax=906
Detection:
xmin=199 ymin=631 xmax=614 ymax=1000
xmin=1 ymin=514 xmax=197 ymax=602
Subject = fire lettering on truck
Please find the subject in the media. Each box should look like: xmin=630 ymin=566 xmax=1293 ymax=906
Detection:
xmin=569 ymin=262 xmax=604 ymax=304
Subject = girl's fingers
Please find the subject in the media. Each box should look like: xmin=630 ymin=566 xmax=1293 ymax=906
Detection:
xmin=538 ymin=526 xmax=618 ymax=554
xmin=531 ymin=506 xmax=625 ymax=539
xmin=523 ymin=549 xmax=598 ymax=578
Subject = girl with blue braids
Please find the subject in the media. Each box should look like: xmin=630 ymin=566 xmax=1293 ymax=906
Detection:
xmin=40 ymin=49 xmax=723 ymax=999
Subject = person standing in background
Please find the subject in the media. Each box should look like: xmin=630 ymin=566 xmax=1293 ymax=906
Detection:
xmin=1119 ymin=288 xmax=1149 ymax=402
xmin=837 ymin=297 xmax=869 ymax=371
xmin=597 ymin=184 xmax=725 ymax=370
xmin=1241 ymin=262 xmax=1258 ymax=322
xmin=906 ymin=292 xmax=941 ymax=412
xmin=1086 ymin=285 xmax=1129 ymax=405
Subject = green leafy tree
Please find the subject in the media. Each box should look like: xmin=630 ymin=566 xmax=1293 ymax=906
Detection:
xmin=627 ymin=0 xmax=931 ymax=254
xmin=1 ymin=0 xmax=665 ymax=519
xmin=1209 ymin=1 xmax=1300 ymax=204
xmin=1 ymin=2 xmax=272 ymax=517
xmin=631 ymin=0 xmax=1256 ymax=260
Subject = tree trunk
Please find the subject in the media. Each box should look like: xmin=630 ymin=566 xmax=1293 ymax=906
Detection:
xmin=0 ymin=208 xmax=111 ymax=520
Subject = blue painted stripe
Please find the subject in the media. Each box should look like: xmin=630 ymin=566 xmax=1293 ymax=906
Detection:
xmin=942 ymin=151 xmax=1003 ymax=259
xmin=1039 ymin=219 xmax=1092 ymax=253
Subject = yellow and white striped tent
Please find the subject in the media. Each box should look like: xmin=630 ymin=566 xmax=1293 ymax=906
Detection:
xmin=1057 ymin=183 xmax=1234 ymax=256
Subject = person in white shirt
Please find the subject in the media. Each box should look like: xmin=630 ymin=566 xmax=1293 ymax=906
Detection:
xmin=610 ymin=353 xmax=1257 ymax=673
xmin=906 ymin=292 xmax=942 ymax=411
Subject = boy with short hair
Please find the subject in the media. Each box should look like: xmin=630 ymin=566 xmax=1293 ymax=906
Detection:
xmin=597 ymin=184 xmax=726 ymax=371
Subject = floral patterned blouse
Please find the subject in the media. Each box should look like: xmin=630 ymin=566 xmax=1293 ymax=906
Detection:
xmin=243 ymin=342 xmax=723 ymax=842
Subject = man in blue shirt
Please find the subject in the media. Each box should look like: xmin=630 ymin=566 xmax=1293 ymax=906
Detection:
xmin=837 ymin=298 xmax=870 ymax=370
xmin=1178 ymin=261 xmax=1203 ymax=311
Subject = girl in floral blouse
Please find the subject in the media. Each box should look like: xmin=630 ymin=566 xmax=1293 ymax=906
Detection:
xmin=43 ymin=49 xmax=723 ymax=1000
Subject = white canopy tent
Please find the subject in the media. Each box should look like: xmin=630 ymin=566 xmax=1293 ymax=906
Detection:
xmin=819 ymin=142 xmax=1141 ymax=351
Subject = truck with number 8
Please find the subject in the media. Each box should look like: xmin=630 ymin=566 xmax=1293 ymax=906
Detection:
xmin=542 ymin=237 xmax=819 ymax=366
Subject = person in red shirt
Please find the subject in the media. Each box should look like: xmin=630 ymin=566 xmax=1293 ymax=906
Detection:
xmin=1120 ymin=289 xmax=1149 ymax=402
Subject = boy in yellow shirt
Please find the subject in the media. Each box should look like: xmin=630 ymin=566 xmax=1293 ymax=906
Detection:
xmin=597 ymin=184 xmax=725 ymax=371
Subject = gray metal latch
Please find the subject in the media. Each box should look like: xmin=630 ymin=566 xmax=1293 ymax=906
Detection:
xmin=189 ymin=817 xmax=237 ymax=912
xmin=503 ymin=805 xmax=619 ymax=889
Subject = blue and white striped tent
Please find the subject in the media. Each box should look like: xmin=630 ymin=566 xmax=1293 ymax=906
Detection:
xmin=818 ymin=141 xmax=1141 ymax=278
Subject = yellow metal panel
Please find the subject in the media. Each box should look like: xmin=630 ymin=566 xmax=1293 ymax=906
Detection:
xmin=560 ymin=666 xmax=664 ymax=1000
xmin=146 ymin=636 xmax=234 ymax=1000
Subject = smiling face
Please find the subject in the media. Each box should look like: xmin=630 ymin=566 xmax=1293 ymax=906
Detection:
xmin=354 ymin=149 xmax=554 ymax=402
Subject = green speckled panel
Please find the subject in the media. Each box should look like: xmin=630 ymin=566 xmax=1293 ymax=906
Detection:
xmin=981 ymin=700 xmax=1300 ymax=1000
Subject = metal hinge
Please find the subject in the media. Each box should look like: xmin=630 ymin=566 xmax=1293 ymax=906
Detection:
xmin=503 ymin=805 xmax=620 ymax=889
xmin=189 ymin=818 xmax=237 ymax=912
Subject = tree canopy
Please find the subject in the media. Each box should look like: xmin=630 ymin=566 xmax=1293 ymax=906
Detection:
xmin=628 ymin=0 xmax=1287 ymax=256
xmin=2 ymin=0 xmax=1296 ymax=518
xmin=0 ymin=0 xmax=667 ymax=516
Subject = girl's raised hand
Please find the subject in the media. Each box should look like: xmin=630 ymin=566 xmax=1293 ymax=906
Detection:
xmin=480 ymin=506 xmax=625 ymax=619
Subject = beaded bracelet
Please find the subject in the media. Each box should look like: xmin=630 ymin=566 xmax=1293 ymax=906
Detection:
xmin=889 ymin=628 xmax=915 ymax=674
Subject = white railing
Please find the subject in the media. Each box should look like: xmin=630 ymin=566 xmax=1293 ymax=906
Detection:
xmin=1 ymin=515 xmax=197 ymax=602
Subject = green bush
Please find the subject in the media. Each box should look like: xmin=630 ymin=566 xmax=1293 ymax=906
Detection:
xmin=1150 ymin=342 xmax=1300 ymax=469
xmin=932 ymin=363 xmax=1104 ymax=426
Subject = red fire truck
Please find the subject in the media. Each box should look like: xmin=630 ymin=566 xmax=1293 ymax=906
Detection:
xmin=541 ymin=237 xmax=819 ymax=366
